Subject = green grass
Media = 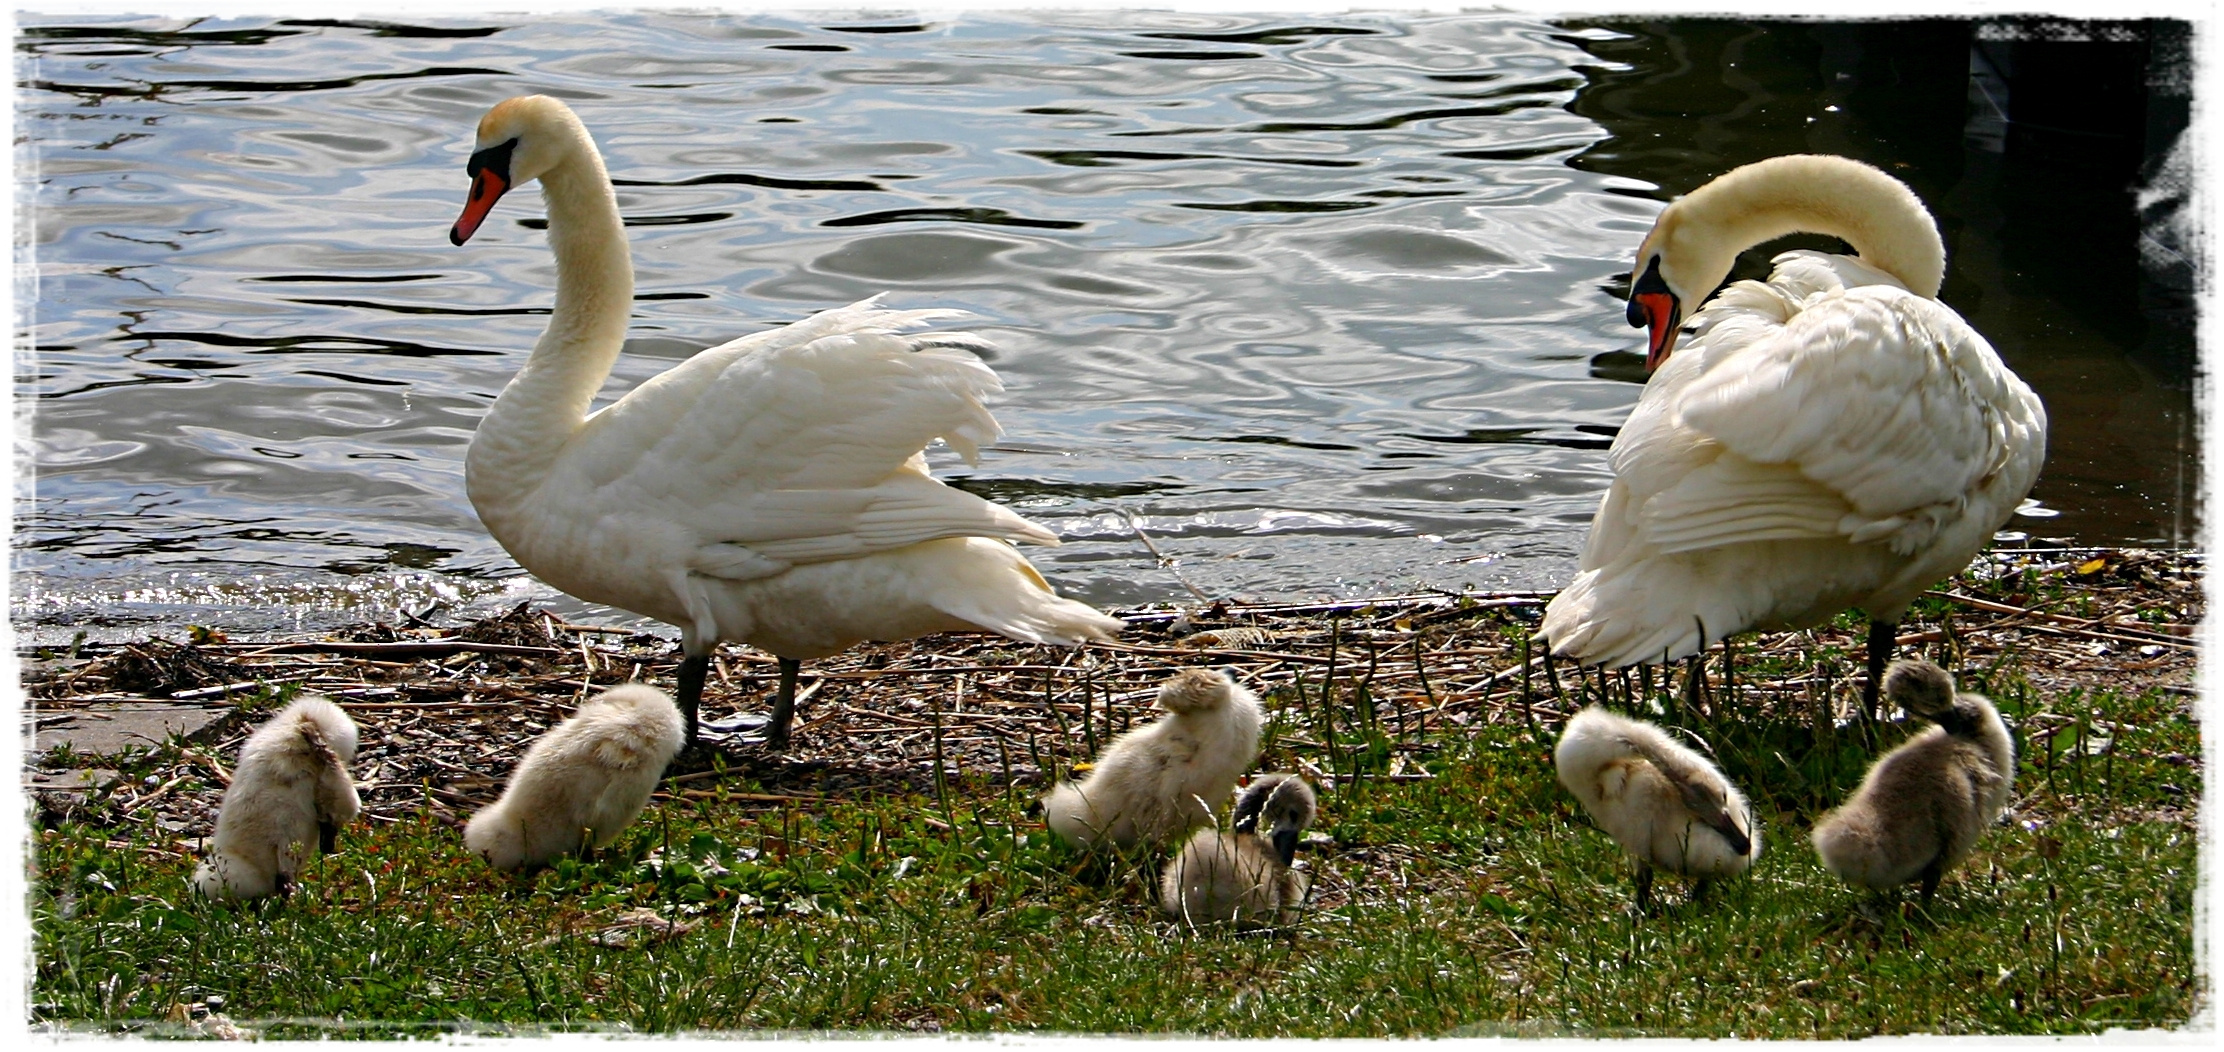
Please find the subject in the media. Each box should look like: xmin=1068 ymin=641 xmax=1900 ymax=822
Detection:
xmin=30 ymin=643 xmax=2202 ymax=1037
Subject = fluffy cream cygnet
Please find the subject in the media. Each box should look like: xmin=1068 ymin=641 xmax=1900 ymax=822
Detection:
xmin=1043 ymin=667 xmax=1262 ymax=851
xmin=193 ymin=697 xmax=361 ymax=900
xmin=465 ymin=683 xmax=686 ymax=871
xmin=1555 ymin=705 xmax=1759 ymax=909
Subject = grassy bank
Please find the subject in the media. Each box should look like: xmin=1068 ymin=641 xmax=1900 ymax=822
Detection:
xmin=25 ymin=548 xmax=2205 ymax=1037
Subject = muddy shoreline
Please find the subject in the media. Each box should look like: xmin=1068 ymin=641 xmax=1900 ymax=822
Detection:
xmin=22 ymin=547 xmax=2204 ymax=850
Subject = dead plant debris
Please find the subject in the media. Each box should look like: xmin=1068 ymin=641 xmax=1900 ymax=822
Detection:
xmin=20 ymin=547 xmax=2203 ymax=870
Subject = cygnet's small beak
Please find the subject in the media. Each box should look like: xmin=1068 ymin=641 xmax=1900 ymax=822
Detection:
xmin=1271 ymin=827 xmax=1301 ymax=868
xmin=1708 ymin=814 xmax=1752 ymax=858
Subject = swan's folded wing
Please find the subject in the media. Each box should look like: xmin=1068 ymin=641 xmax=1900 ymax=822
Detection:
xmin=1637 ymin=455 xmax=1851 ymax=555
xmin=689 ymin=473 xmax=1057 ymax=577
xmin=586 ymin=309 xmax=1006 ymax=492
xmin=1583 ymin=353 xmax=1733 ymax=565
xmin=1670 ymin=289 xmax=2009 ymax=528
xmin=572 ymin=301 xmax=1058 ymax=574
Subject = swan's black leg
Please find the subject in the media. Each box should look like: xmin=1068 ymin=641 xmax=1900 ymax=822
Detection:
xmin=1864 ymin=619 xmax=1896 ymax=722
xmin=1683 ymin=615 xmax=1711 ymax=718
xmin=765 ymin=657 xmax=802 ymax=752
xmin=1634 ymin=861 xmax=1655 ymax=914
xmin=675 ymin=653 xmax=710 ymax=750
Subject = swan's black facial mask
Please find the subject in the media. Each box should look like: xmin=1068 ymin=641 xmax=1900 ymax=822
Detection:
xmin=1628 ymin=256 xmax=1681 ymax=372
xmin=450 ymin=138 xmax=519 ymax=246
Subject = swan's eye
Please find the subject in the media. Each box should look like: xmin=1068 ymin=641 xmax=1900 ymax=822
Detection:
xmin=466 ymin=138 xmax=519 ymax=181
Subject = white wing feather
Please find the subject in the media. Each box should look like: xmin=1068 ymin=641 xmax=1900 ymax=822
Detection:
xmin=564 ymin=300 xmax=1055 ymax=580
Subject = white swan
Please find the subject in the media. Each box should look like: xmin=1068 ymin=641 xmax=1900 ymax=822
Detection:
xmin=1540 ymin=155 xmax=2048 ymax=710
xmin=447 ymin=95 xmax=1121 ymax=749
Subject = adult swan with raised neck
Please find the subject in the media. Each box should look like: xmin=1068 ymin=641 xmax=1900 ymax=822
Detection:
xmin=448 ymin=95 xmax=1120 ymax=750
xmin=1539 ymin=154 xmax=2046 ymax=711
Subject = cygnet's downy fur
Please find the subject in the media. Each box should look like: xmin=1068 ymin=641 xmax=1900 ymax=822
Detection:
xmin=465 ymin=683 xmax=686 ymax=871
xmin=193 ymin=697 xmax=362 ymax=900
xmin=1160 ymin=773 xmax=1317 ymax=928
xmin=1555 ymin=706 xmax=1759 ymax=909
xmin=1811 ymin=659 xmax=2016 ymax=902
xmin=1043 ymin=667 xmax=1263 ymax=850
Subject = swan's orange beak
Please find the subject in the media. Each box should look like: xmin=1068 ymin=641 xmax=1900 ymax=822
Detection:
xmin=1626 ymin=255 xmax=1681 ymax=372
xmin=450 ymin=169 xmax=508 ymax=246
xmin=1633 ymin=291 xmax=1680 ymax=371
xmin=450 ymin=138 xmax=518 ymax=246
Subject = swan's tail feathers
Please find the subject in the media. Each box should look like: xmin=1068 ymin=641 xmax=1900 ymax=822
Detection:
xmin=958 ymin=587 xmax=1125 ymax=647
xmin=1540 ymin=565 xmax=1742 ymax=670
xmin=934 ymin=544 xmax=1124 ymax=647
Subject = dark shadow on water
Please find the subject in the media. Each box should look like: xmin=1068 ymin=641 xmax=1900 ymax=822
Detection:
xmin=1586 ymin=351 xmax=1647 ymax=385
xmin=1394 ymin=428 xmax=1616 ymax=452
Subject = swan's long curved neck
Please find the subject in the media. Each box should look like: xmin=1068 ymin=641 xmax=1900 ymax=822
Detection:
xmin=1656 ymin=154 xmax=1946 ymax=304
xmin=466 ymin=143 xmax=633 ymax=518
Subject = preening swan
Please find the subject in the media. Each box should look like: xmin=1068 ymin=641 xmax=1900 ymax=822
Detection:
xmin=448 ymin=95 xmax=1120 ymax=750
xmin=1539 ymin=155 xmax=2048 ymax=712
xmin=1554 ymin=706 xmax=1758 ymax=910
xmin=465 ymin=683 xmax=686 ymax=871
xmin=1043 ymin=667 xmax=1264 ymax=851
xmin=1160 ymin=772 xmax=1317 ymax=929
xmin=1811 ymin=659 xmax=2015 ymax=903
xmin=193 ymin=697 xmax=361 ymax=900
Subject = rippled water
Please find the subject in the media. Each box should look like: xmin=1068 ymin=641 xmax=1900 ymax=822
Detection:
xmin=14 ymin=12 xmax=2198 ymax=644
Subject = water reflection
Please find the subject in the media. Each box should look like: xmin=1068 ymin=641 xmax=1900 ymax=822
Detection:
xmin=13 ymin=12 xmax=2197 ymax=646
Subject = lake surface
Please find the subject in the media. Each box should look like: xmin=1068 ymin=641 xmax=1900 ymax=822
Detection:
xmin=13 ymin=12 xmax=2198 ymax=645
